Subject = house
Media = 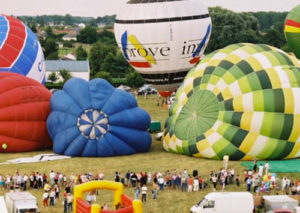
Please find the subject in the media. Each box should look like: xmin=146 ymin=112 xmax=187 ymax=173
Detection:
xmin=45 ymin=60 xmax=90 ymax=83
xmin=61 ymin=52 xmax=77 ymax=61
xmin=62 ymin=33 xmax=77 ymax=41
xmin=78 ymin=23 xmax=86 ymax=29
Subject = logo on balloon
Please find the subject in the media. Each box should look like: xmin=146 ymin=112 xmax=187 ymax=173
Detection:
xmin=121 ymin=24 xmax=211 ymax=68
xmin=189 ymin=24 xmax=211 ymax=64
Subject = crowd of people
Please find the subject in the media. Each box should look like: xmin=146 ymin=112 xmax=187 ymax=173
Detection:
xmin=0 ymin=161 xmax=299 ymax=212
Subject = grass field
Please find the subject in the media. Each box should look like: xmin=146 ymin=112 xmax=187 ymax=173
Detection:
xmin=0 ymin=94 xmax=299 ymax=213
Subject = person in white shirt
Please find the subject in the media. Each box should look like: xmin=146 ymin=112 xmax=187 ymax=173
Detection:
xmin=49 ymin=171 xmax=55 ymax=185
xmin=258 ymin=164 xmax=264 ymax=177
xmin=265 ymin=162 xmax=270 ymax=174
xmin=282 ymin=177 xmax=287 ymax=192
xmin=141 ymin=185 xmax=147 ymax=202
xmin=193 ymin=177 xmax=199 ymax=192
xmin=158 ymin=177 xmax=164 ymax=190
xmin=49 ymin=189 xmax=55 ymax=206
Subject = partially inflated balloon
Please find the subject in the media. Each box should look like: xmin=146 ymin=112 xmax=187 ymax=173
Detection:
xmin=114 ymin=0 xmax=211 ymax=97
xmin=0 ymin=15 xmax=45 ymax=83
xmin=163 ymin=43 xmax=300 ymax=160
xmin=284 ymin=5 xmax=300 ymax=59
xmin=0 ymin=72 xmax=52 ymax=152
xmin=47 ymin=78 xmax=152 ymax=157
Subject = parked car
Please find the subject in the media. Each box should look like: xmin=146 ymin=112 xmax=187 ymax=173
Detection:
xmin=138 ymin=85 xmax=157 ymax=95
xmin=190 ymin=192 xmax=254 ymax=213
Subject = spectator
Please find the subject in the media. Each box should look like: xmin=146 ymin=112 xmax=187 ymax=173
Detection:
xmin=42 ymin=191 xmax=49 ymax=207
xmin=187 ymin=176 xmax=193 ymax=192
xmin=152 ymin=182 xmax=158 ymax=199
xmin=193 ymin=177 xmax=199 ymax=192
xmin=212 ymin=175 xmax=217 ymax=191
xmin=63 ymin=191 xmax=67 ymax=213
xmin=246 ymin=177 xmax=252 ymax=192
xmin=134 ymin=186 xmax=140 ymax=200
xmin=49 ymin=189 xmax=55 ymax=206
xmin=67 ymin=193 xmax=73 ymax=212
xmin=223 ymin=154 xmax=229 ymax=170
xmin=258 ymin=164 xmax=264 ymax=177
xmin=141 ymin=184 xmax=147 ymax=202
xmin=265 ymin=161 xmax=270 ymax=174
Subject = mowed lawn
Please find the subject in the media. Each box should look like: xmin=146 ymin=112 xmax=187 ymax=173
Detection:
xmin=0 ymin=94 xmax=299 ymax=213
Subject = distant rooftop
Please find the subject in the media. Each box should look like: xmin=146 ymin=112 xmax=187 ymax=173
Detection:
xmin=45 ymin=60 xmax=89 ymax=72
xmin=128 ymin=0 xmax=183 ymax=3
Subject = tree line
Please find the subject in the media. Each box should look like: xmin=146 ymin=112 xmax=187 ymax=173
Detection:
xmin=32 ymin=8 xmax=291 ymax=88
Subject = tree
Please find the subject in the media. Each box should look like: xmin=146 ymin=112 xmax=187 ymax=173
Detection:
xmin=206 ymin=7 xmax=260 ymax=53
xmin=59 ymin=69 xmax=72 ymax=83
xmin=89 ymin=42 xmax=109 ymax=77
xmin=29 ymin=23 xmax=37 ymax=33
xmin=44 ymin=38 xmax=58 ymax=59
xmin=75 ymin=45 xmax=88 ymax=60
xmin=47 ymin=72 xmax=58 ymax=83
xmin=94 ymin=71 xmax=112 ymax=83
xmin=45 ymin=26 xmax=55 ymax=38
xmin=126 ymin=71 xmax=144 ymax=88
xmin=100 ymin=52 xmax=117 ymax=73
xmin=77 ymin=26 xmax=98 ymax=44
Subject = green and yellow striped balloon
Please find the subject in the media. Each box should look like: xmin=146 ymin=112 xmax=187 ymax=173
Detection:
xmin=284 ymin=4 xmax=300 ymax=59
xmin=163 ymin=43 xmax=300 ymax=160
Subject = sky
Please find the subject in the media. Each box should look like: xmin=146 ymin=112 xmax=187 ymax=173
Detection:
xmin=1 ymin=0 xmax=300 ymax=17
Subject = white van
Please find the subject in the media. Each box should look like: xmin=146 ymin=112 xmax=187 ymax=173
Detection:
xmin=5 ymin=192 xmax=38 ymax=213
xmin=190 ymin=192 xmax=254 ymax=213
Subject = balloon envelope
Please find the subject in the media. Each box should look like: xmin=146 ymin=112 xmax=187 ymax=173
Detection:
xmin=284 ymin=4 xmax=300 ymax=59
xmin=163 ymin=43 xmax=300 ymax=160
xmin=0 ymin=72 xmax=52 ymax=152
xmin=0 ymin=15 xmax=45 ymax=83
xmin=47 ymin=78 xmax=152 ymax=157
xmin=114 ymin=0 xmax=211 ymax=97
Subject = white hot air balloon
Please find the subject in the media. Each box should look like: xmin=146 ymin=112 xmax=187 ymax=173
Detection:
xmin=114 ymin=0 xmax=212 ymax=97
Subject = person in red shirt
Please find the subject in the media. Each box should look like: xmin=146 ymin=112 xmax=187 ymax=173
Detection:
xmin=198 ymin=176 xmax=203 ymax=189
xmin=187 ymin=176 xmax=193 ymax=192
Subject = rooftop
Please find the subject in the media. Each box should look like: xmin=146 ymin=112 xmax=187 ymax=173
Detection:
xmin=45 ymin=60 xmax=89 ymax=72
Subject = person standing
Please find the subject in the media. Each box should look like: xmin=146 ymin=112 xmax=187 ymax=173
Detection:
xmin=141 ymin=185 xmax=147 ymax=202
xmin=253 ymin=158 xmax=257 ymax=173
xmin=193 ymin=177 xmax=199 ymax=192
xmin=265 ymin=161 xmax=270 ymax=174
xmin=42 ymin=191 xmax=49 ymax=207
xmin=246 ymin=177 xmax=252 ymax=192
xmin=23 ymin=174 xmax=28 ymax=191
xmin=212 ymin=175 xmax=217 ymax=191
xmin=134 ymin=186 xmax=140 ymax=200
xmin=223 ymin=154 xmax=229 ymax=170
xmin=187 ymin=176 xmax=193 ymax=192
xmin=258 ymin=164 xmax=264 ymax=177
xmin=152 ymin=182 xmax=158 ymax=199
xmin=158 ymin=176 xmax=164 ymax=191
xmin=235 ymin=174 xmax=240 ymax=187
xmin=67 ymin=193 xmax=73 ymax=212
xmin=63 ymin=191 xmax=67 ymax=213
xmin=49 ymin=189 xmax=55 ymax=206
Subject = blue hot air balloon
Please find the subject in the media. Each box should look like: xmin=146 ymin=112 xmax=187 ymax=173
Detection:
xmin=46 ymin=78 xmax=152 ymax=157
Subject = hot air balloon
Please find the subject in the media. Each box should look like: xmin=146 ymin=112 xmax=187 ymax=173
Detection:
xmin=0 ymin=72 xmax=52 ymax=152
xmin=284 ymin=4 xmax=300 ymax=59
xmin=0 ymin=14 xmax=45 ymax=83
xmin=163 ymin=43 xmax=300 ymax=161
xmin=46 ymin=78 xmax=152 ymax=157
xmin=114 ymin=0 xmax=211 ymax=97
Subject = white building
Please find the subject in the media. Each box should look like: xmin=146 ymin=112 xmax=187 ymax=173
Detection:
xmin=62 ymin=33 xmax=77 ymax=41
xmin=45 ymin=60 xmax=90 ymax=83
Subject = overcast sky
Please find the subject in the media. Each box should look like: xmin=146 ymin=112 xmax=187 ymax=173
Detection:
xmin=1 ymin=0 xmax=300 ymax=17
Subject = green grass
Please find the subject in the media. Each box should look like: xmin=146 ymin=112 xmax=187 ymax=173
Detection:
xmin=0 ymin=94 xmax=299 ymax=213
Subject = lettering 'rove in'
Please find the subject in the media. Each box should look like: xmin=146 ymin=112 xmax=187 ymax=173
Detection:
xmin=124 ymin=40 xmax=202 ymax=59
